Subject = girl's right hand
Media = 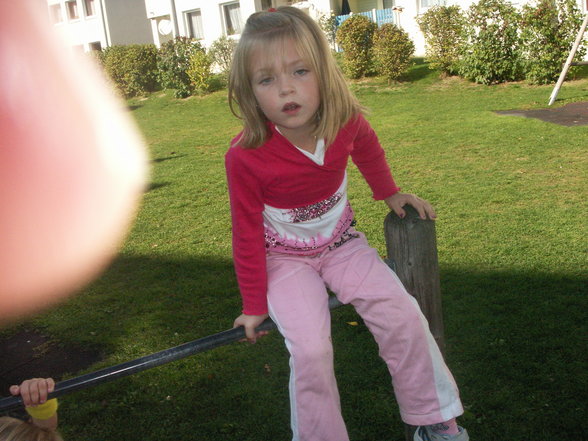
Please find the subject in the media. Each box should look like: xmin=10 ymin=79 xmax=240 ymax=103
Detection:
xmin=233 ymin=313 xmax=270 ymax=344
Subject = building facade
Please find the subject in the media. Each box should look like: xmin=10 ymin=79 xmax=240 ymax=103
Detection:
xmin=47 ymin=0 xmax=154 ymax=51
xmin=343 ymin=0 xmax=588 ymax=56
xmin=48 ymin=0 xmax=587 ymax=56
xmin=143 ymin=0 xmax=587 ymax=56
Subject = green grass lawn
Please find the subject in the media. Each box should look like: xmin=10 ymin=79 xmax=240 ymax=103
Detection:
xmin=2 ymin=62 xmax=587 ymax=440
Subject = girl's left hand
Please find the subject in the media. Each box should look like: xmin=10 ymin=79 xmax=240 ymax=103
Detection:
xmin=10 ymin=377 xmax=55 ymax=407
xmin=10 ymin=377 xmax=59 ymax=430
xmin=384 ymin=192 xmax=437 ymax=220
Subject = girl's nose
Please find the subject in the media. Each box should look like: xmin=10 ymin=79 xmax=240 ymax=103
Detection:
xmin=279 ymin=78 xmax=294 ymax=96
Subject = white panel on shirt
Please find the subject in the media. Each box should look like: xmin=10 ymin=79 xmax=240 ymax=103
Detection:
xmin=263 ymin=173 xmax=348 ymax=242
xmin=275 ymin=127 xmax=326 ymax=166
xmin=296 ymin=137 xmax=326 ymax=165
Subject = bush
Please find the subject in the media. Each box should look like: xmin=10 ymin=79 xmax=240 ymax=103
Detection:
xmin=459 ymin=0 xmax=524 ymax=84
xmin=187 ymin=49 xmax=213 ymax=95
xmin=208 ymin=35 xmax=237 ymax=84
xmin=372 ymin=23 xmax=415 ymax=82
xmin=520 ymin=0 xmax=586 ymax=84
xmin=336 ymin=14 xmax=377 ymax=79
xmin=417 ymin=6 xmax=467 ymax=76
xmin=207 ymin=74 xmax=226 ymax=93
xmin=157 ymin=37 xmax=204 ymax=98
xmin=101 ymin=44 xmax=158 ymax=97
xmin=318 ymin=12 xmax=338 ymax=49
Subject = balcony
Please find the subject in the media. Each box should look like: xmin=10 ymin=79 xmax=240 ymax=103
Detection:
xmin=335 ymin=7 xmax=398 ymax=27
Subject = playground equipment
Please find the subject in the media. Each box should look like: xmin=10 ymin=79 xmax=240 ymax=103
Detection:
xmin=0 ymin=297 xmax=341 ymax=412
xmin=0 ymin=206 xmax=443 ymax=440
xmin=548 ymin=13 xmax=588 ymax=106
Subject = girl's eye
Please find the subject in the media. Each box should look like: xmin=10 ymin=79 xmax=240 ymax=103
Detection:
xmin=259 ymin=77 xmax=273 ymax=85
xmin=295 ymin=69 xmax=309 ymax=76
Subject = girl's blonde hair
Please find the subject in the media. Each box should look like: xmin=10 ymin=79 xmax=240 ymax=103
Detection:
xmin=228 ymin=6 xmax=364 ymax=149
xmin=0 ymin=417 xmax=63 ymax=441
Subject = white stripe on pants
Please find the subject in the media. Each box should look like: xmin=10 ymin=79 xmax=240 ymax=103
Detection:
xmin=266 ymin=231 xmax=463 ymax=441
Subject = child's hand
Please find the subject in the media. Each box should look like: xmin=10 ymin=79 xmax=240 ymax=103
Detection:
xmin=384 ymin=192 xmax=437 ymax=220
xmin=9 ymin=378 xmax=55 ymax=407
xmin=234 ymin=313 xmax=270 ymax=344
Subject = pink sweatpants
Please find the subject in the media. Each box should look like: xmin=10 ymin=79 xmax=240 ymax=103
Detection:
xmin=266 ymin=232 xmax=463 ymax=441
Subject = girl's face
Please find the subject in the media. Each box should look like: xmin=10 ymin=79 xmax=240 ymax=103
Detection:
xmin=249 ymin=38 xmax=320 ymax=145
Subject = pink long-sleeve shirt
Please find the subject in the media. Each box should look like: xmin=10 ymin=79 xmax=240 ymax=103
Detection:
xmin=225 ymin=114 xmax=399 ymax=315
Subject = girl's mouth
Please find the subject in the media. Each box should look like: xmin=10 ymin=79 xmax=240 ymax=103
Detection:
xmin=282 ymin=102 xmax=301 ymax=113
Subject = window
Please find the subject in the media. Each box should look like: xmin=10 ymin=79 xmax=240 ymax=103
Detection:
xmin=222 ymin=2 xmax=242 ymax=36
xmin=49 ymin=4 xmax=63 ymax=24
xmin=84 ymin=0 xmax=95 ymax=17
xmin=261 ymin=0 xmax=272 ymax=10
xmin=66 ymin=0 xmax=79 ymax=20
xmin=186 ymin=10 xmax=204 ymax=39
xmin=383 ymin=0 xmax=395 ymax=8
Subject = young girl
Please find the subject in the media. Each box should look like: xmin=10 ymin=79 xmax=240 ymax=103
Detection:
xmin=0 ymin=378 xmax=63 ymax=441
xmin=226 ymin=7 xmax=468 ymax=441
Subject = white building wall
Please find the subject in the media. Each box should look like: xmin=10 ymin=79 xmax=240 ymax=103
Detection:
xmin=323 ymin=0 xmax=587 ymax=57
xmin=144 ymin=0 xmax=170 ymax=17
xmin=48 ymin=0 xmax=154 ymax=51
xmin=145 ymin=0 xmax=335 ymax=48
xmin=174 ymin=0 xmax=242 ymax=47
xmin=48 ymin=0 xmax=107 ymax=51
xmin=48 ymin=0 xmax=587 ymax=57
xmin=104 ymin=0 xmax=153 ymax=45
xmin=145 ymin=0 xmax=254 ymax=47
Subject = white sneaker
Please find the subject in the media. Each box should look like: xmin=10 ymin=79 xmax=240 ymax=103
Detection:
xmin=413 ymin=425 xmax=469 ymax=441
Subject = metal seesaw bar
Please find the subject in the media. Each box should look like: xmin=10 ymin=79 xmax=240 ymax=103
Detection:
xmin=0 ymin=296 xmax=343 ymax=412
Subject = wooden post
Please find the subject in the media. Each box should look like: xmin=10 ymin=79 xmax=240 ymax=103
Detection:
xmin=383 ymin=206 xmax=445 ymax=441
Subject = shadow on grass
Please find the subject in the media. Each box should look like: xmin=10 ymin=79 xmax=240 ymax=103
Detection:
xmin=0 ymin=254 xmax=240 ymax=389
xmin=151 ymin=153 xmax=187 ymax=163
xmin=401 ymin=57 xmax=437 ymax=83
xmin=145 ymin=182 xmax=170 ymax=192
xmin=2 ymin=256 xmax=585 ymax=440
xmin=439 ymin=267 xmax=586 ymax=438
xmin=78 ymin=254 xmax=240 ymax=344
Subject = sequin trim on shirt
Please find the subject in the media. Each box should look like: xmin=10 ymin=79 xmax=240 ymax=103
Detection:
xmin=264 ymin=204 xmax=356 ymax=255
xmin=287 ymin=193 xmax=343 ymax=223
xmin=327 ymin=227 xmax=360 ymax=251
